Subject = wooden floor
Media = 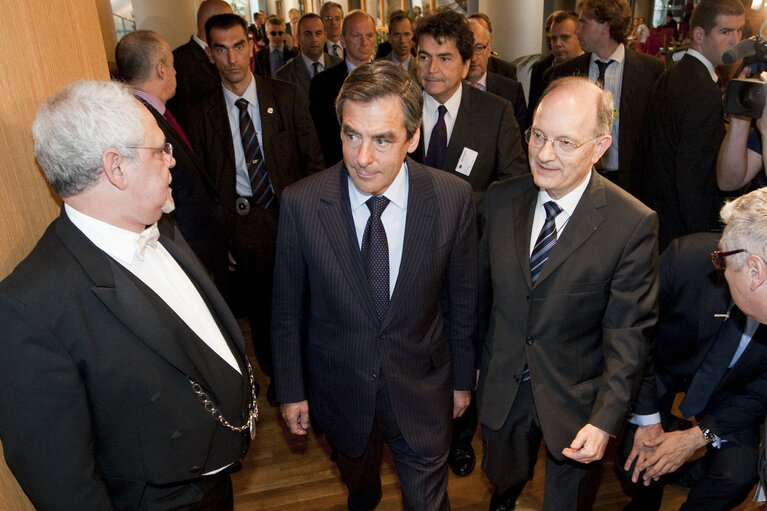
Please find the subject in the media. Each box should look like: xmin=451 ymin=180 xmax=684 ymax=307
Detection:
xmin=233 ymin=324 xmax=762 ymax=510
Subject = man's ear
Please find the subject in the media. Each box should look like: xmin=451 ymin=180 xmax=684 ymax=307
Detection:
xmin=205 ymin=45 xmax=215 ymax=64
xmin=748 ymin=254 xmax=767 ymax=291
xmin=101 ymin=148 xmax=129 ymax=190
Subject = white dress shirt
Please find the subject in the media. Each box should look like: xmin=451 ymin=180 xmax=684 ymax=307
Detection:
xmin=64 ymin=204 xmax=241 ymax=373
xmin=422 ymin=85 xmax=463 ymax=151
xmin=588 ymin=44 xmax=625 ymax=171
xmin=348 ymin=162 xmax=409 ymax=296
xmin=528 ymin=172 xmax=591 ymax=255
xmin=222 ymin=75 xmax=264 ymax=197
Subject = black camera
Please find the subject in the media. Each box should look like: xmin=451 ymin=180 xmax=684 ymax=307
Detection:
xmin=725 ymin=78 xmax=767 ymax=118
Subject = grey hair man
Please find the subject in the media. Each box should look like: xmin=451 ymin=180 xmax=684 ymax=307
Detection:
xmin=273 ymin=60 xmax=477 ymax=511
xmin=320 ymin=1 xmax=344 ymax=57
xmin=0 ymin=80 xmax=255 ymax=511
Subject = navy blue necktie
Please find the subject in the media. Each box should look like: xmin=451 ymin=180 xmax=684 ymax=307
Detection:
xmin=425 ymin=105 xmax=448 ymax=169
xmin=235 ymin=98 xmax=274 ymax=209
xmin=361 ymin=196 xmax=390 ymax=323
xmin=530 ymin=201 xmax=562 ymax=283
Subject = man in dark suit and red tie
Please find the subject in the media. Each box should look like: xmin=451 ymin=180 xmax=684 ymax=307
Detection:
xmin=0 ymin=80 xmax=256 ymax=511
xmin=478 ymin=77 xmax=658 ymax=511
xmin=186 ymin=13 xmax=324 ymax=398
xmin=116 ymin=29 xmax=230 ymax=297
xmin=272 ymin=60 xmax=478 ymax=511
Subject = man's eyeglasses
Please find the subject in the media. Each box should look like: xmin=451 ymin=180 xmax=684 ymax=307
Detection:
xmin=129 ymin=142 xmax=173 ymax=162
xmin=323 ymin=15 xmax=342 ymax=22
xmin=524 ymin=127 xmax=599 ymax=154
xmin=269 ymin=31 xmax=284 ymax=36
xmin=473 ymin=43 xmax=488 ymax=54
xmin=710 ymin=249 xmax=747 ymax=270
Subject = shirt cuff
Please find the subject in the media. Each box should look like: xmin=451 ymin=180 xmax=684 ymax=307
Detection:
xmin=629 ymin=413 xmax=661 ymax=426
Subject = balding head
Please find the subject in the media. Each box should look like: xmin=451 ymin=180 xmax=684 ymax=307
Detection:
xmin=197 ymin=0 xmax=233 ymax=42
xmin=115 ymin=30 xmax=176 ymax=103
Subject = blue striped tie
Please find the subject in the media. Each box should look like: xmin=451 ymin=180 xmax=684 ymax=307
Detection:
xmin=235 ymin=98 xmax=274 ymax=209
xmin=530 ymin=201 xmax=562 ymax=283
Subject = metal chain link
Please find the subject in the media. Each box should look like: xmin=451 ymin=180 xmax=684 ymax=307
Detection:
xmin=188 ymin=359 xmax=259 ymax=439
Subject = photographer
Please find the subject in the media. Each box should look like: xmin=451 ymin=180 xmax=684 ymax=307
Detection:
xmin=717 ymin=70 xmax=767 ymax=191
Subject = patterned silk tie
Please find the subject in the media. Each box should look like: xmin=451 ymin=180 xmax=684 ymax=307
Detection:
xmin=235 ymin=98 xmax=274 ymax=209
xmin=361 ymin=196 xmax=390 ymax=323
xmin=595 ymin=59 xmax=613 ymax=87
xmin=530 ymin=201 xmax=562 ymax=283
xmin=425 ymin=105 xmax=448 ymax=169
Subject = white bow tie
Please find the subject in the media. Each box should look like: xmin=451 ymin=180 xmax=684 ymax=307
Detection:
xmin=136 ymin=223 xmax=160 ymax=261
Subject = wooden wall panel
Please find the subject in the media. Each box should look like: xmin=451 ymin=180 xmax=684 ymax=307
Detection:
xmin=0 ymin=1 xmax=109 ymax=509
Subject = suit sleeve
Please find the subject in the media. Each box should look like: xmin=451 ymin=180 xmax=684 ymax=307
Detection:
xmin=495 ymin=100 xmax=529 ymax=180
xmin=697 ymin=368 xmax=767 ymax=439
xmin=0 ymin=295 xmax=115 ymax=511
xmin=289 ymin=84 xmax=326 ymax=173
xmin=271 ymin=188 xmax=309 ymax=403
xmin=589 ymin=210 xmax=659 ymax=435
xmin=441 ymin=184 xmax=479 ymax=390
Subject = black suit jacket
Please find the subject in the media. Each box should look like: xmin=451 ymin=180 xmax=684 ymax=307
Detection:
xmin=542 ymin=50 xmax=664 ymax=194
xmin=167 ymin=37 xmax=221 ymax=132
xmin=640 ymin=54 xmax=725 ymax=250
xmin=271 ymin=158 xmax=478 ymax=459
xmin=254 ymin=45 xmax=298 ymax=78
xmin=309 ymin=60 xmax=348 ymax=166
xmin=477 ymin=172 xmax=658 ymax=459
xmin=487 ymin=55 xmax=517 ymax=81
xmin=186 ymin=75 xmax=325 ymax=235
xmin=274 ymin=52 xmax=343 ymax=99
xmin=413 ymin=83 xmax=529 ymax=209
xmin=634 ymin=233 xmax=767 ymax=446
xmin=136 ymin=97 xmax=229 ymax=287
xmin=484 ymin=72 xmax=531 ymax=144
xmin=0 ymin=211 xmax=253 ymax=511
xmin=528 ymin=53 xmax=555 ymax=111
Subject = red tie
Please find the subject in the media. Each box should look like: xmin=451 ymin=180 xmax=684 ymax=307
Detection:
xmin=163 ymin=108 xmax=194 ymax=154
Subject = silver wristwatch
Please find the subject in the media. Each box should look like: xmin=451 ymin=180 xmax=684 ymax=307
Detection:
xmin=699 ymin=425 xmax=716 ymax=445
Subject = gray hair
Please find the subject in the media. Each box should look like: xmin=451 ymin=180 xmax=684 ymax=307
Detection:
xmin=32 ymin=80 xmax=145 ymax=198
xmin=335 ymin=60 xmax=423 ymax=141
xmin=719 ymin=187 xmax=767 ymax=270
xmin=540 ymin=76 xmax=614 ymax=137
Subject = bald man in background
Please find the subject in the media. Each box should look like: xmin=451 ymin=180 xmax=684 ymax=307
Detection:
xmin=167 ymin=0 xmax=233 ymax=131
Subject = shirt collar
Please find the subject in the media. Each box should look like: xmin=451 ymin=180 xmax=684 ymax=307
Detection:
xmin=686 ymin=48 xmax=718 ymax=82
xmin=192 ymin=33 xmax=207 ymax=50
xmin=270 ymin=43 xmax=284 ymax=52
xmin=348 ymin=161 xmax=408 ymax=212
xmin=222 ymin=73 xmax=258 ymax=112
xmin=301 ymin=52 xmax=324 ymax=68
xmin=64 ymin=203 xmax=143 ymax=264
xmin=133 ymin=89 xmax=165 ymax=115
xmin=423 ymin=83 xmax=463 ymax=120
xmin=590 ymin=42 xmax=625 ymax=65
xmin=536 ymin=170 xmax=592 ymax=216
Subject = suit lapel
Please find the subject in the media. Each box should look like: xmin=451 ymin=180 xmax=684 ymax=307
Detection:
xmin=317 ymin=166 xmax=379 ymax=323
xmin=385 ymin=160 xmax=436 ymax=327
xmin=54 ymin=210 xmax=209 ymax=386
xmin=534 ymin=172 xmax=605 ymax=286
xmin=513 ymin=185 xmax=538 ymax=290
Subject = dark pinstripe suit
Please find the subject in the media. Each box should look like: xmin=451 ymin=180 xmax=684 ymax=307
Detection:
xmin=271 ymin=157 xmax=478 ymax=460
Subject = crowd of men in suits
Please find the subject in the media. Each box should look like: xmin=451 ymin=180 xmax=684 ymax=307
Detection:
xmin=2 ymin=0 xmax=767 ymax=510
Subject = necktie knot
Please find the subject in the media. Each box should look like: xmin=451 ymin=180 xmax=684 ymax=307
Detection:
xmin=543 ymin=200 xmax=562 ymax=220
xmin=136 ymin=223 xmax=160 ymax=261
xmin=235 ymin=98 xmax=249 ymax=113
xmin=312 ymin=61 xmax=320 ymax=76
xmin=437 ymin=104 xmax=447 ymax=119
xmin=595 ymin=59 xmax=614 ymax=86
xmin=366 ymin=195 xmax=390 ymax=218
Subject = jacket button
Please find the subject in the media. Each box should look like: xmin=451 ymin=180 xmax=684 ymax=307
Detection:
xmin=190 ymin=465 xmax=201 ymax=474
xmin=369 ymin=373 xmax=377 ymax=381
xmin=525 ymin=336 xmax=534 ymax=345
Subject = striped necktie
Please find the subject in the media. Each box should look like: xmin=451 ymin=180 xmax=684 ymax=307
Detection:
xmin=530 ymin=201 xmax=562 ymax=283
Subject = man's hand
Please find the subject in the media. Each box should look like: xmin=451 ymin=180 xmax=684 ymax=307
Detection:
xmin=636 ymin=428 xmax=706 ymax=485
xmin=623 ymin=423 xmax=663 ymax=483
xmin=280 ymin=400 xmax=310 ymax=435
xmin=562 ymin=423 xmax=610 ymax=463
xmin=453 ymin=390 xmax=471 ymax=418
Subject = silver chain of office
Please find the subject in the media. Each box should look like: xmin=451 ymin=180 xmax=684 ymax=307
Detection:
xmin=188 ymin=359 xmax=259 ymax=439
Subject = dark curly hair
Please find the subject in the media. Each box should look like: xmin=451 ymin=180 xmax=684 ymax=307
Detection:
xmin=414 ymin=8 xmax=474 ymax=62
